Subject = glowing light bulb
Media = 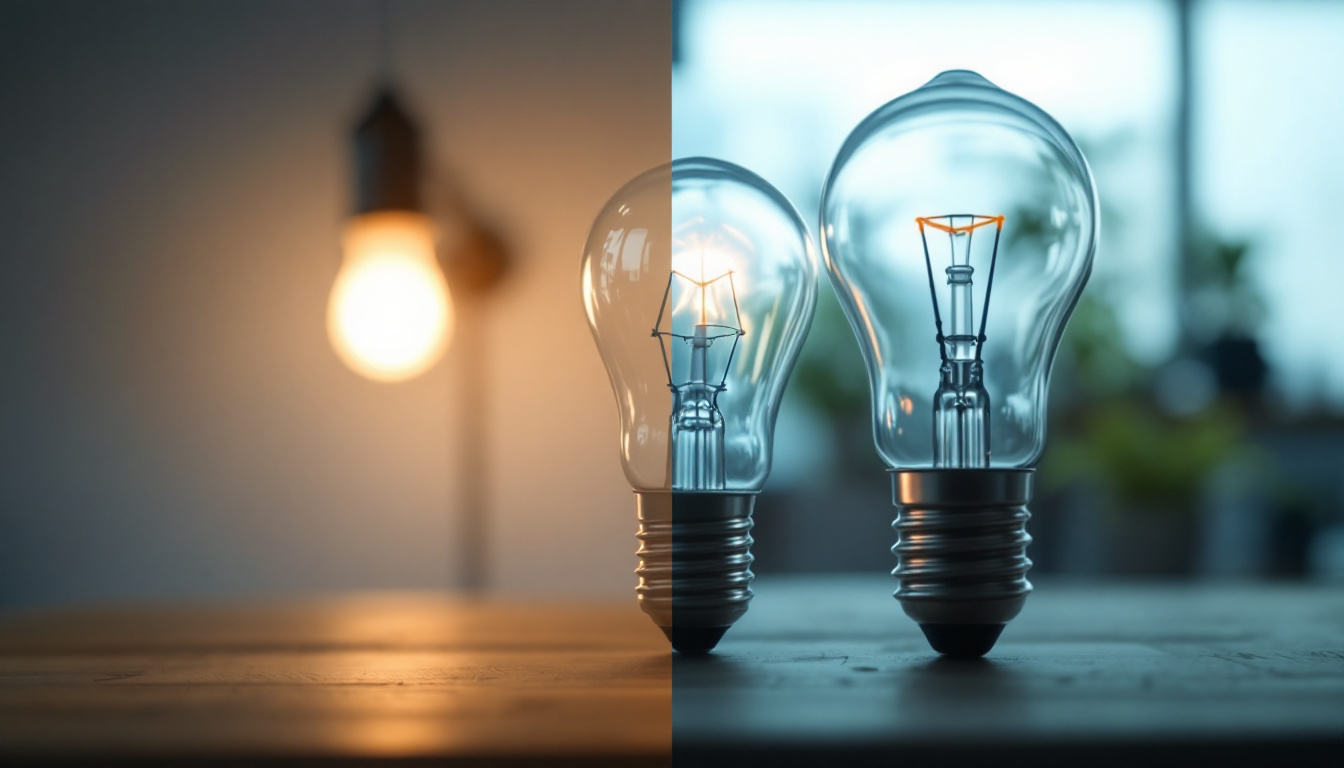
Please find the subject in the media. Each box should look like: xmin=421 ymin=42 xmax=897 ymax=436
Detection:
xmin=582 ymin=158 xmax=818 ymax=653
xmin=821 ymin=71 xmax=1097 ymax=656
xmin=327 ymin=210 xmax=454 ymax=382
xmin=328 ymin=88 xmax=453 ymax=383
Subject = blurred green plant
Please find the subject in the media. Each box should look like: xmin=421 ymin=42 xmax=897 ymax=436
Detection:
xmin=1056 ymin=288 xmax=1144 ymax=399
xmin=790 ymin=288 xmax=870 ymax=423
xmin=1042 ymin=398 xmax=1247 ymax=512
xmin=1185 ymin=227 xmax=1265 ymax=341
xmin=1022 ymin=136 xmax=1263 ymax=514
xmin=1042 ymin=223 xmax=1266 ymax=514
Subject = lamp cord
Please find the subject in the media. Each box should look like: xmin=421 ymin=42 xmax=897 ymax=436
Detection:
xmin=456 ymin=292 xmax=489 ymax=592
xmin=376 ymin=0 xmax=394 ymax=86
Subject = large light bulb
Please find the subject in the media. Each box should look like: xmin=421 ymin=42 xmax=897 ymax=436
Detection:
xmin=327 ymin=210 xmax=454 ymax=383
xmin=821 ymin=71 xmax=1097 ymax=656
xmin=582 ymin=158 xmax=818 ymax=653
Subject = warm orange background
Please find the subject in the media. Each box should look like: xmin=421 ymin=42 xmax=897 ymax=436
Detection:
xmin=0 ymin=0 xmax=671 ymax=607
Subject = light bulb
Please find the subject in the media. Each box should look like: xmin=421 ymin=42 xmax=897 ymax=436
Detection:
xmin=582 ymin=158 xmax=818 ymax=653
xmin=821 ymin=71 xmax=1097 ymax=656
xmin=328 ymin=88 xmax=454 ymax=384
xmin=327 ymin=210 xmax=454 ymax=383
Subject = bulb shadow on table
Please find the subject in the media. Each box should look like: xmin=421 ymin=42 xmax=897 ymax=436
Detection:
xmin=672 ymin=646 xmax=1031 ymax=706
xmin=896 ymin=655 xmax=1031 ymax=719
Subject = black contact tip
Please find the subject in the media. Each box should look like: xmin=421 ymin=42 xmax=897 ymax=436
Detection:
xmin=661 ymin=626 xmax=730 ymax=654
xmin=919 ymin=623 xmax=1006 ymax=658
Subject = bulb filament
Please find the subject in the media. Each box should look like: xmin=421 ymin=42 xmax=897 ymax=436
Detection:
xmin=917 ymin=214 xmax=1004 ymax=468
xmin=652 ymin=255 xmax=746 ymax=489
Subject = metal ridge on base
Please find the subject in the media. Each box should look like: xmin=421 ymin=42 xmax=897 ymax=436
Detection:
xmin=635 ymin=491 xmax=755 ymax=654
xmin=890 ymin=468 xmax=1033 ymax=657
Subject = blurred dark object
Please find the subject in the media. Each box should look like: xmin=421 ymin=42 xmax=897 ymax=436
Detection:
xmin=1186 ymin=228 xmax=1269 ymax=407
xmin=753 ymin=483 xmax=891 ymax=576
xmin=1268 ymin=502 xmax=1314 ymax=578
xmin=1206 ymin=333 xmax=1268 ymax=400
xmin=445 ymin=216 xmax=511 ymax=294
xmin=353 ymin=89 xmax=423 ymax=214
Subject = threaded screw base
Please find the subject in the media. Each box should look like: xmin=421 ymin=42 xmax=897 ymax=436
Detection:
xmin=635 ymin=491 xmax=755 ymax=653
xmin=890 ymin=469 xmax=1034 ymax=655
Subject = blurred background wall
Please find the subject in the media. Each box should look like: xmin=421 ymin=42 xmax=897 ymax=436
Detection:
xmin=0 ymin=0 xmax=669 ymax=608
xmin=674 ymin=0 xmax=1344 ymax=580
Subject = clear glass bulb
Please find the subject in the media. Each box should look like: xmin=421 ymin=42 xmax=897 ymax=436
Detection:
xmin=327 ymin=211 xmax=454 ymax=383
xmin=821 ymin=70 xmax=1098 ymax=469
xmin=582 ymin=157 xmax=818 ymax=492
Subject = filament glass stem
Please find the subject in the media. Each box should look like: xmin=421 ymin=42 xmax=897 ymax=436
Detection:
xmin=947 ymin=230 xmax=976 ymax=361
xmin=934 ymin=228 xmax=989 ymax=467
xmin=672 ymin=323 xmax=726 ymax=489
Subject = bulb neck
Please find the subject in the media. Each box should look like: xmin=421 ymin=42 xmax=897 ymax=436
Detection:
xmin=889 ymin=468 xmax=1033 ymax=656
xmin=634 ymin=491 xmax=755 ymax=653
xmin=670 ymin=360 xmax=726 ymax=489
xmin=933 ymin=360 xmax=990 ymax=468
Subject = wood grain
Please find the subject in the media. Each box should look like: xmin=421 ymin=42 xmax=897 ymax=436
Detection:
xmin=0 ymin=594 xmax=671 ymax=764
xmin=3 ymin=580 xmax=1343 ymax=766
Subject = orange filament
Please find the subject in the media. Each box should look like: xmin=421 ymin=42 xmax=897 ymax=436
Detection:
xmin=916 ymin=215 xmax=1005 ymax=234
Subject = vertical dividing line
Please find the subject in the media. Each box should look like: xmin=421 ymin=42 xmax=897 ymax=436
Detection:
xmin=457 ymin=293 xmax=488 ymax=592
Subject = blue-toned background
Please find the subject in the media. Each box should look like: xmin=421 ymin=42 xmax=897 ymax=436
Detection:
xmin=675 ymin=0 xmax=1344 ymax=578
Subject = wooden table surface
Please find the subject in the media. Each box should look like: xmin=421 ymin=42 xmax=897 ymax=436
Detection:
xmin=2 ymin=577 xmax=1342 ymax=766
xmin=0 ymin=593 xmax=671 ymax=765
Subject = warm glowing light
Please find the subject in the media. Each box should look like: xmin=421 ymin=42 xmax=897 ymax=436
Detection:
xmin=671 ymin=244 xmax=741 ymax=324
xmin=673 ymin=244 xmax=737 ymax=284
xmin=327 ymin=211 xmax=454 ymax=382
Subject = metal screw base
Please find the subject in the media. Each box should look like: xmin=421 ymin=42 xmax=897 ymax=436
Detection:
xmin=890 ymin=469 xmax=1033 ymax=656
xmin=635 ymin=491 xmax=755 ymax=654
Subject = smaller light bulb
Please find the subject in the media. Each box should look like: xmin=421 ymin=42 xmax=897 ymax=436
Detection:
xmin=582 ymin=158 xmax=819 ymax=653
xmin=327 ymin=210 xmax=454 ymax=382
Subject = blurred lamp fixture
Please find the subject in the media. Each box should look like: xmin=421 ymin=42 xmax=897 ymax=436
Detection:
xmin=328 ymin=90 xmax=454 ymax=383
xmin=582 ymin=158 xmax=818 ymax=653
xmin=820 ymin=71 xmax=1097 ymax=657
